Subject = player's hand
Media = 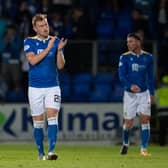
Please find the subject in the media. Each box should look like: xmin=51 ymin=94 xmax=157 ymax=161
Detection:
xmin=47 ymin=36 xmax=56 ymax=51
xmin=58 ymin=38 xmax=67 ymax=51
xmin=130 ymin=84 xmax=141 ymax=93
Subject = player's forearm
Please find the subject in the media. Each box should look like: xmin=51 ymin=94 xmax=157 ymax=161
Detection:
xmin=148 ymin=81 xmax=155 ymax=96
xmin=147 ymin=62 xmax=155 ymax=96
xmin=119 ymin=69 xmax=131 ymax=89
xmin=57 ymin=50 xmax=65 ymax=69
xmin=120 ymin=77 xmax=131 ymax=89
xmin=28 ymin=48 xmax=50 ymax=65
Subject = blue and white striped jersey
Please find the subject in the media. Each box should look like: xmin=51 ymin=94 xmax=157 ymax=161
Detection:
xmin=119 ymin=51 xmax=154 ymax=95
xmin=24 ymin=36 xmax=61 ymax=88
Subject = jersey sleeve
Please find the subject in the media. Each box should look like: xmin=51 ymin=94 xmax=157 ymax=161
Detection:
xmin=147 ymin=54 xmax=155 ymax=95
xmin=24 ymin=38 xmax=35 ymax=55
xmin=118 ymin=55 xmax=131 ymax=89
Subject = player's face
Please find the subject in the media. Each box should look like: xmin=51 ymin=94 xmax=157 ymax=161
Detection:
xmin=33 ymin=19 xmax=49 ymax=39
xmin=127 ymin=37 xmax=140 ymax=52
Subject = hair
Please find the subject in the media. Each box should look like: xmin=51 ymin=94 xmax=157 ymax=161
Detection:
xmin=32 ymin=13 xmax=47 ymax=27
xmin=127 ymin=33 xmax=142 ymax=42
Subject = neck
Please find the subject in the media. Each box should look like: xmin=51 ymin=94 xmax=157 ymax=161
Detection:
xmin=134 ymin=48 xmax=142 ymax=56
xmin=37 ymin=35 xmax=49 ymax=40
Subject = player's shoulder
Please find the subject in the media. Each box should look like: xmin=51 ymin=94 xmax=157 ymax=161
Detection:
xmin=24 ymin=36 xmax=37 ymax=40
xmin=122 ymin=51 xmax=132 ymax=56
xmin=49 ymin=35 xmax=58 ymax=38
xmin=24 ymin=36 xmax=37 ymax=43
xmin=120 ymin=51 xmax=132 ymax=58
xmin=49 ymin=35 xmax=60 ymax=41
xmin=142 ymin=50 xmax=153 ymax=57
xmin=24 ymin=36 xmax=37 ymax=51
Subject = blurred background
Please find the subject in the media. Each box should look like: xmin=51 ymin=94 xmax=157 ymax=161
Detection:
xmin=0 ymin=0 xmax=168 ymax=145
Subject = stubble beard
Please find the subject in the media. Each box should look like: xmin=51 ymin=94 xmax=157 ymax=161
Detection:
xmin=38 ymin=31 xmax=49 ymax=39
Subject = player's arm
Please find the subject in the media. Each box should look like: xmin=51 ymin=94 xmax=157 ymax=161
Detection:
xmin=147 ymin=55 xmax=155 ymax=104
xmin=118 ymin=55 xmax=132 ymax=89
xmin=26 ymin=49 xmax=49 ymax=65
xmin=26 ymin=37 xmax=56 ymax=65
xmin=57 ymin=38 xmax=67 ymax=70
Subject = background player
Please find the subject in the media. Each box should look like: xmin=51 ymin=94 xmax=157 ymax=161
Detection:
xmin=119 ymin=33 xmax=155 ymax=156
xmin=24 ymin=13 xmax=67 ymax=160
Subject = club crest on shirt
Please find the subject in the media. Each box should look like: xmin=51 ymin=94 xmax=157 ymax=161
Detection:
xmin=130 ymin=57 xmax=133 ymax=61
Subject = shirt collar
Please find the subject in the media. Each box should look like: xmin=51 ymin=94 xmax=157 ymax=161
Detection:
xmin=131 ymin=50 xmax=144 ymax=56
xmin=35 ymin=36 xmax=50 ymax=42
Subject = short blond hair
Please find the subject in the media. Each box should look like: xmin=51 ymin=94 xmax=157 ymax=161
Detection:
xmin=32 ymin=13 xmax=47 ymax=27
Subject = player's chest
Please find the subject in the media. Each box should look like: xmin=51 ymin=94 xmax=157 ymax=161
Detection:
xmin=35 ymin=41 xmax=57 ymax=57
xmin=127 ymin=56 xmax=148 ymax=72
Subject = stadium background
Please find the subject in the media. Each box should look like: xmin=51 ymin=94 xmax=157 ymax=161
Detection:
xmin=0 ymin=0 xmax=168 ymax=145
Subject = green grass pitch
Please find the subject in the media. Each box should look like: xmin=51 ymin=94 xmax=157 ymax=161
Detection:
xmin=0 ymin=143 xmax=168 ymax=168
